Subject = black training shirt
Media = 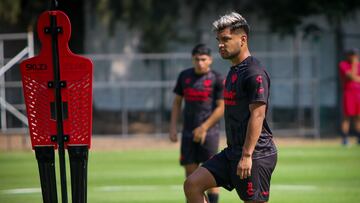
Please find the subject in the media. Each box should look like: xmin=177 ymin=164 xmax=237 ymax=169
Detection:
xmin=223 ymin=56 xmax=277 ymax=160
xmin=174 ymin=68 xmax=224 ymax=136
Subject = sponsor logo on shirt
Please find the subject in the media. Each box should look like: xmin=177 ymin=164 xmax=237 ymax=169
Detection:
xmin=184 ymin=88 xmax=211 ymax=101
xmin=224 ymin=89 xmax=237 ymax=105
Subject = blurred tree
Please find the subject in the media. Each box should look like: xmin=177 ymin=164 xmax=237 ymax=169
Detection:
xmin=251 ymin=0 xmax=360 ymax=114
xmin=182 ymin=0 xmax=359 ymax=128
xmin=96 ymin=0 xmax=359 ymax=53
xmin=180 ymin=0 xmax=360 ymax=56
xmin=184 ymin=0 xmax=250 ymax=25
xmin=0 ymin=0 xmax=85 ymax=53
xmin=1 ymin=0 xmax=359 ymax=53
xmin=252 ymin=0 xmax=360 ymax=58
xmin=0 ymin=0 xmax=46 ymax=31
xmin=93 ymin=0 xmax=181 ymax=53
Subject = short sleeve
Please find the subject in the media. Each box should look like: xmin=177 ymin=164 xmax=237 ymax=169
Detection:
xmin=245 ymin=72 xmax=269 ymax=104
xmin=173 ymin=72 xmax=184 ymax=96
xmin=214 ymin=74 xmax=224 ymax=100
xmin=339 ymin=61 xmax=350 ymax=78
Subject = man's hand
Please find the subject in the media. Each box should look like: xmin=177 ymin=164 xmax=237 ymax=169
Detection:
xmin=237 ymin=154 xmax=252 ymax=179
xmin=169 ymin=126 xmax=178 ymax=143
xmin=169 ymin=95 xmax=182 ymax=143
xmin=193 ymin=125 xmax=207 ymax=145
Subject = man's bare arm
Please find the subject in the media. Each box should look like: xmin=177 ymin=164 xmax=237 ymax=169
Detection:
xmin=193 ymin=99 xmax=224 ymax=144
xmin=237 ymin=102 xmax=266 ymax=179
xmin=169 ymin=95 xmax=183 ymax=142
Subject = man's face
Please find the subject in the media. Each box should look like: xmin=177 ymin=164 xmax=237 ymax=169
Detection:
xmin=192 ymin=54 xmax=212 ymax=74
xmin=348 ymin=54 xmax=359 ymax=63
xmin=216 ymin=27 xmax=245 ymax=60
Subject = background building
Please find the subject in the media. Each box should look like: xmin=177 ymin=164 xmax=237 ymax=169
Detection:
xmin=1 ymin=0 xmax=360 ymax=137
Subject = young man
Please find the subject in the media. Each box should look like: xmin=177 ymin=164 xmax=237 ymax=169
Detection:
xmin=339 ymin=48 xmax=360 ymax=145
xmin=169 ymin=44 xmax=224 ymax=203
xmin=183 ymin=12 xmax=277 ymax=203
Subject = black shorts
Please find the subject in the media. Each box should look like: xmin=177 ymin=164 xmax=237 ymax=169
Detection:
xmin=202 ymin=150 xmax=277 ymax=202
xmin=180 ymin=133 xmax=219 ymax=165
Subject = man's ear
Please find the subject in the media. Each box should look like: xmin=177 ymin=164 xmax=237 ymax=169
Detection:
xmin=241 ymin=35 xmax=247 ymax=47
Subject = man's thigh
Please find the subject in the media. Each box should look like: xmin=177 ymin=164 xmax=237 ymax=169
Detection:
xmin=186 ymin=166 xmax=218 ymax=191
xmin=202 ymin=150 xmax=234 ymax=191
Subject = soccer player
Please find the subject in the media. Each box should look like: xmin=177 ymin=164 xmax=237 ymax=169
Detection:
xmin=339 ymin=48 xmax=360 ymax=145
xmin=183 ymin=12 xmax=277 ymax=203
xmin=169 ymin=44 xmax=224 ymax=203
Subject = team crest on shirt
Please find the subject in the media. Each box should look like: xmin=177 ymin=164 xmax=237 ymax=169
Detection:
xmin=203 ymin=79 xmax=212 ymax=87
xmin=231 ymin=74 xmax=238 ymax=83
xmin=256 ymin=75 xmax=263 ymax=83
xmin=185 ymin=78 xmax=191 ymax=84
xmin=257 ymin=87 xmax=265 ymax=94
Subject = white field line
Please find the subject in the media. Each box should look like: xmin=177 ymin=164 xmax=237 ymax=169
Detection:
xmin=272 ymin=184 xmax=318 ymax=191
xmin=1 ymin=184 xmax=317 ymax=195
xmin=1 ymin=188 xmax=41 ymax=194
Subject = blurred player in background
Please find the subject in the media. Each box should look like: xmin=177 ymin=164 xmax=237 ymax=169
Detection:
xmin=183 ymin=12 xmax=277 ymax=203
xmin=169 ymin=44 xmax=224 ymax=203
xmin=339 ymin=48 xmax=360 ymax=146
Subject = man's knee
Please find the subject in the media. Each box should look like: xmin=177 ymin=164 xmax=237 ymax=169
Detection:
xmin=184 ymin=166 xmax=218 ymax=199
xmin=184 ymin=175 xmax=206 ymax=195
xmin=184 ymin=176 xmax=197 ymax=193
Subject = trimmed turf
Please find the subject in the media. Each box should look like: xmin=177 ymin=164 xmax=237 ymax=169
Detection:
xmin=0 ymin=145 xmax=359 ymax=203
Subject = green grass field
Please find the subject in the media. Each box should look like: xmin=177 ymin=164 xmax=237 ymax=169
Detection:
xmin=0 ymin=145 xmax=360 ymax=203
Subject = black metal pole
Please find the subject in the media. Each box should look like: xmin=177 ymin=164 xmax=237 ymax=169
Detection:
xmin=49 ymin=14 xmax=68 ymax=203
xmin=50 ymin=0 xmax=58 ymax=11
xmin=35 ymin=146 xmax=58 ymax=203
xmin=68 ymin=146 xmax=89 ymax=203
